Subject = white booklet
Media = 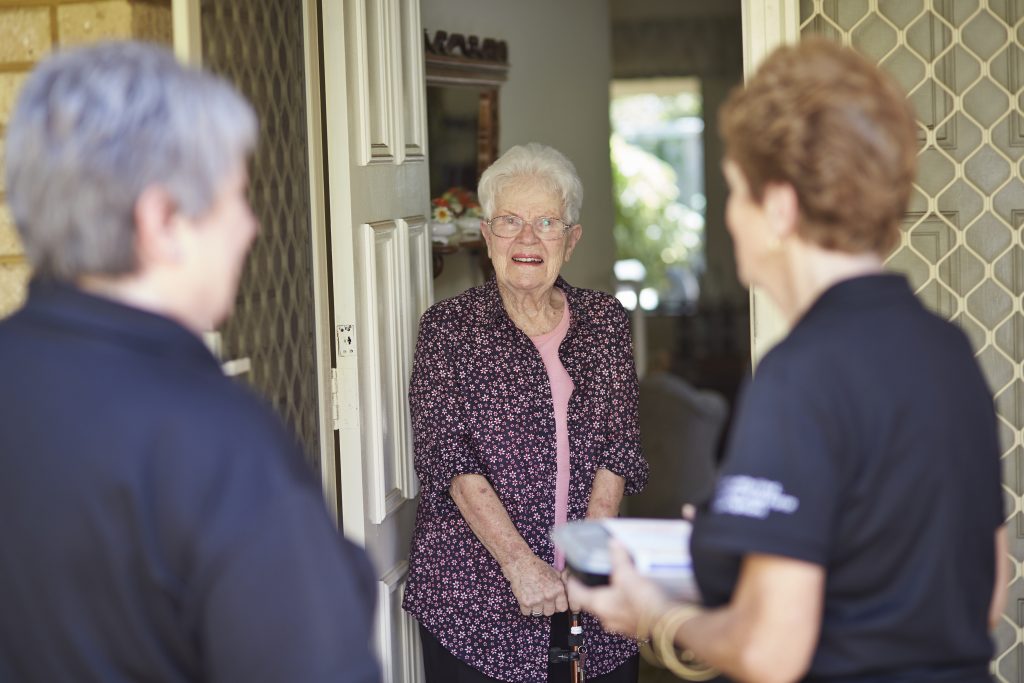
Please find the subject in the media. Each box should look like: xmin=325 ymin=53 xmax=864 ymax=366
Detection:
xmin=551 ymin=518 xmax=700 ymax=602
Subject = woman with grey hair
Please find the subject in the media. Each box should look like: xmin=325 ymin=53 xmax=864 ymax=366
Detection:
xmin=0 ymin=41 xmax=379 ymax=682
xmin=403 ymin=143 xmax=648 ymax=682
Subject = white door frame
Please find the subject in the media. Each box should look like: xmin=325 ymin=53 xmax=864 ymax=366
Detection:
xmin=302 ymin=0 xmax=344 ymax=519
xmin=171 ymin=0 xmax=202 ymax=66
xmin=740 ymin=0 xmax=799 ymax=366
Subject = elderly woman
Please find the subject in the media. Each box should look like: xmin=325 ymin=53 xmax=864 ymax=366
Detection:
xmin=571 ymin=39 xmax=1007 ymax=683
xmin=403 ymin=143 xmax=648 ymax=682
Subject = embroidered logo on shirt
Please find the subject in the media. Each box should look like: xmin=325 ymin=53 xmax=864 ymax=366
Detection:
xmin=711 ymin=475 xmax=800 ymax=519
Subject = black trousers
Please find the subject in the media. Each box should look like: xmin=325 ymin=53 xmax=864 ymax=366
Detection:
xmin=419 ymin=612 xmax=639 ymax=683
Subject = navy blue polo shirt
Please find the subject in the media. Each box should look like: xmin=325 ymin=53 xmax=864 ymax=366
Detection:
xmin=691 ymin=274 xmax=1002 ymax=682
xmin=0 ymin=281 xmax=380 ymax=683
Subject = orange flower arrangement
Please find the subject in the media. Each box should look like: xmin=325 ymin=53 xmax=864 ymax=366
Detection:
xmin=431 ymin=187 xmax=481 ymax=224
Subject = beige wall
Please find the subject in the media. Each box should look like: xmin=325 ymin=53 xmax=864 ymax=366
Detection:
xmin=0 ymin=0 xmax=171 ymax=318
xmin=422 ymin=0 xmax=617 ymax=299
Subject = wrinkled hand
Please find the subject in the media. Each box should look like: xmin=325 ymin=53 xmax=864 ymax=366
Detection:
xmin=567 ymin=540 xmax=671 ymax=638
xmin=502 ymin=554 xmax=569 ymax=616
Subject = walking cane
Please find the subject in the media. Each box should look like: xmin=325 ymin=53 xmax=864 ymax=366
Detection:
xmin=549 ymin=612 xmax=586 ymax=682
xmin=568 ymin=611 xmax=585 ymax=683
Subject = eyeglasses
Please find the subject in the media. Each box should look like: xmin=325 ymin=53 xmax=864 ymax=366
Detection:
xmin=485 ymin=214 xmax=573 ymax=241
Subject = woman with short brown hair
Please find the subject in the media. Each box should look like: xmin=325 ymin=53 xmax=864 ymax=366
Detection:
xmin=572 ymin=39 xmax=1006 ymax=683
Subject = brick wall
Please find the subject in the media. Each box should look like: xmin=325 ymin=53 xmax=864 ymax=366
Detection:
xmin=0 ymin=0 xmax=172 ymax=317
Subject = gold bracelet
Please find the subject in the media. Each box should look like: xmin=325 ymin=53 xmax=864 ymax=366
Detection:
xmin=650 ymin=604 xmax=699 ymax=657
xmin=651 ymin=605 xmax=719 ymax=682
xmin=642 ymin=606 xmax=694 ymax=669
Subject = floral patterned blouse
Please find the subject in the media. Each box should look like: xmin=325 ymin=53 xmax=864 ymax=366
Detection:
xmin=402 ymin=276 xmax=649 ymax=682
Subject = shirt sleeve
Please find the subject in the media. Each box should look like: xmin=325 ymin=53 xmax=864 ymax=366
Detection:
xmin=409 ymin=305 xmax=485 ymax=512
xmin=696 ymin=360 xmax=840 ymax=566
xmin=593 ymin=300 xmax=648 ymax=496
xmin=167 ymin=411 xmax=381 ymax=683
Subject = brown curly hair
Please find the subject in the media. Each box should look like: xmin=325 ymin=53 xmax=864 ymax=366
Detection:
xmin=719 ymin=38 xmax=918 ymax=255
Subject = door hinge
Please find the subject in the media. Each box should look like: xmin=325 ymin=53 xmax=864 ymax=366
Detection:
xmin=330 ymin=367 xmax=340 ymax=431
xmin=332 ymin=323 xmax=358 ymax=432
xmin=330 ymin=365 xmax=359 ymax=431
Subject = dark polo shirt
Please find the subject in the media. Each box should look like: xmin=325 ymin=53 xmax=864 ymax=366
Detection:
xmin=692 ymin=274 xmax=1002 ymax=682
xmin=0 ymin=280 xmax=380 ymax=683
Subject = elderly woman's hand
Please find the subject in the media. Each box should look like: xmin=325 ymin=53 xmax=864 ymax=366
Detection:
xmin=501 ymin=554 xmax=570 ymax=617
xmin=567 ymin=540 xmax=672 ymax=638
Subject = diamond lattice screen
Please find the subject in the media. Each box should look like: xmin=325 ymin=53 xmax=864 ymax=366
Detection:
xmin=799 ymin=0 xmax=1024 ymax=678
xmin=200 ymin=0 xmax=321 ymax=467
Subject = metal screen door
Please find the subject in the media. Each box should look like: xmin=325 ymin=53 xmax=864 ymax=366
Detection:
xmin=772 ymin=1 xmax=1024 ymax=678
xmin=199 ymin=0 xmax=322 ymax=467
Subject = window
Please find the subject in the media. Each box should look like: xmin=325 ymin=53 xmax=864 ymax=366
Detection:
xmin=610 ymin=77 xmax=704 ymax=313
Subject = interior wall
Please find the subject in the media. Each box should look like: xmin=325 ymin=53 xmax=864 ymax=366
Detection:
xmin=421 ymin=0 xmax=616 ymax=299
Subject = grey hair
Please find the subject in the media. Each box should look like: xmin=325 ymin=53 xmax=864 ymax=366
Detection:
xmin=478 ymin=143 xmax=584 ymax=224
xmin=5 ymin=40 xmax=257 ymax=280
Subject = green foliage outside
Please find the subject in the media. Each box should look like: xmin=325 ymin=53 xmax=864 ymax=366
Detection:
xmin=611 ymin=133 xmax=704 ymax=292
xmin=610 ymin=86 xmax=704 ymax=296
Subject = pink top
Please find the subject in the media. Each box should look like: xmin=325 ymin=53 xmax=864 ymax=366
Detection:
xmin=529 ymin=298 xmax=574 ymax=571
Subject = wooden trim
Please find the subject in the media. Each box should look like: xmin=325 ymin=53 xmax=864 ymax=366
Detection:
xmin=423 ymin=30 xmax=509 ymax=88
xmin=171 ymin=0 xmax=201 ymax=66
xmin=303 ymin=0 xmax=342 ymax=525
xmin=3 ymin=0 xmax=168 ymax=5
xmin=424 ymin=29 xmax=509 ymax=197
xmin=0 ymin=254 xmax=26 ymax=266
xmin=742 ymin=0 xmax=799 ymax=367
xmin=740 ymin=0 xmax=799 ymax=79
xmin=0 ymin=63 xmax=34 ymax=74
xmin=424 ymin=52 xmax=508 ymax=88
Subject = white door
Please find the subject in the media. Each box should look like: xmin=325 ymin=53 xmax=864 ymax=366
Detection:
xmin=173 ymin=0 xmax=430 ymax=678
xmin=320 ymin=1 xmax=432 ymax=681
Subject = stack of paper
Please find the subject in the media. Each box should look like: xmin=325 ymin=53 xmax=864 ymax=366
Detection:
xmin=551 ymin=518 xmax=700 ymax=602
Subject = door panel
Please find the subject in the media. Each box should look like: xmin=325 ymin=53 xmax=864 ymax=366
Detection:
xmin=378 ymin=561 xmax=414 ymax=683
xmin=398 ymin=0 xmax=428 ymax=162
xmin=349 ymin=0 xmax=398 ymax=162
xmin=355 ymin=219 xmax=418 ymax=523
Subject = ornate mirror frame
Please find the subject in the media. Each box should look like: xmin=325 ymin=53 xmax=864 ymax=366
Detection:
xmin=424 ymin=30 xmax=509 ymax=183
xmin=424 ymin=30 xmax=509 ymax=277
